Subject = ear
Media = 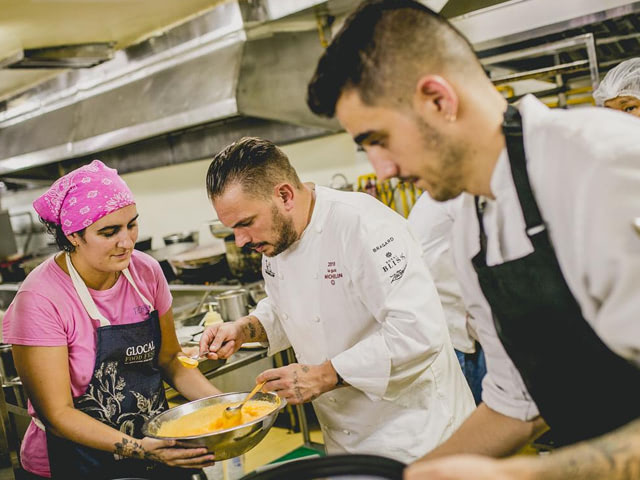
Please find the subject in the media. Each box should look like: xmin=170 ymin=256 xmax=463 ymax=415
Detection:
xmin=414 ymin=75 xmax=459 ymax=123
xmin=273 ymin=183 xmax=296 ymax=212
xmin=66 ymin=232 xmax=78 ymax=247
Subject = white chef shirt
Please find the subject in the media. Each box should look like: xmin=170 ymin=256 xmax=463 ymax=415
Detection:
xmin=408 ymin=193 xmax=476 ymax=354
xmin=442 ymin=95 xmax=640 ymax=422
xmin=253 ymin=186 xmax=474 ymax=463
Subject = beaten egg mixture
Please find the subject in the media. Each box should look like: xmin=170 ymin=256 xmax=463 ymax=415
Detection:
xmin=157 ymin=400 xmax=277 ymax=436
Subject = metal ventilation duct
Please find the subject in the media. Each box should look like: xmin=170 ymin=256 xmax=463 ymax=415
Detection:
xmin=0 ymin=0 xmax=343 ymax=179
xmin=1 ymin=0 xmax=639 ymax=183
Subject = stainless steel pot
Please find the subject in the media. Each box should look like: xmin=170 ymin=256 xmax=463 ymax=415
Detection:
xmin=215 ymin=289 xmax=249 ymax=322
xmin=224 ymin=237 xmax=262 ymax=282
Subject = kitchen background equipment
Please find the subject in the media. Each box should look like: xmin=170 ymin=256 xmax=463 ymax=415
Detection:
xmin=163 ymin=232 xmax=197 ymax=245
xmin=357 ymin=174 xmax=422 ymax=218
xmin=142 ymin=391 xmax=286 ymax=461
xmin=134 ymin=236 xmax=152 ymax=251
xmin=208 ymin=222 xmax=264 ymax=282
xmin=223 ymin=235 xmax=263 ymax=282
xmin=167 ymin=243 xmax=231 ymax=284
xmin=328 ymin=173 xmax=354 ymax=192
xmin=216 ymin=289 xmax=249 ymax=322
xmin=147 ymin=242 xmax=197 ymax=282
xmin=208 ymin=220 xmax=233 ymax=240
xmin=240 ymin=454 xmax=405 ymax=480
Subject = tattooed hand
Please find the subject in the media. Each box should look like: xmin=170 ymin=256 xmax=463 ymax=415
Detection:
xmin=256 ymin=361 xmax=340 ymax=405
xmin=199 ymin=315 xmax=265 ymax=360
xmin=114 ymin=436 xmax=216 ymax=469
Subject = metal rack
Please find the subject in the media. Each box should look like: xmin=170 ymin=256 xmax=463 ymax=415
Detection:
xmin=482 ymin=33 xmax=600 ymax=107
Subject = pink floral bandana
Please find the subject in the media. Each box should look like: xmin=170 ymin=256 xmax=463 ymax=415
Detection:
xmin=33 ymin=160 xmax=135 ymax=235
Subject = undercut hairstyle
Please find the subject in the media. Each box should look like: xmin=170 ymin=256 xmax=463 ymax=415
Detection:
xmin=307 ymin=0 xmax=485 ymax=118
xmin=206 ymin=137 xmax=303 ymax=200
xmin=40 ymin=218 xmax=85 ymax=253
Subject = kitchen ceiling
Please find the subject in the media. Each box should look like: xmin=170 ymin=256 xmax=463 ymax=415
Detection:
xmin=0 ymin=0 xmax=228 ymax=102
xmin=1 ymin=0 xmax=639 ymax=189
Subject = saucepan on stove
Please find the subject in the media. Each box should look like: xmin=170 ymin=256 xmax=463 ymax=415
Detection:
xmin=166 ymin=244 xmax=231 ymax=284
xmin=207 ymin=220 xmax=263 ymax=282
xmin=215 ymin=289 xmax=250 ymax=322
xmin=223 ymin=235 xmax=263 ymax=282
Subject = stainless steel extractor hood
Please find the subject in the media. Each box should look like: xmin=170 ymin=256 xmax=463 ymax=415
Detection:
xmin=1 ymin=0 xmax=639 ymax=184
xmin=0 ymin=0 xmax=351 ymax=180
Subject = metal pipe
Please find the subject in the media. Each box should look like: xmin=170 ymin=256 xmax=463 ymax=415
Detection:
xmin=492 ymin=60 xmax=589 ymax=85
xmin=585 ymin=33 xmax=600 ymax=91
xmin=481 ymin=33 xmax=599 ymax=66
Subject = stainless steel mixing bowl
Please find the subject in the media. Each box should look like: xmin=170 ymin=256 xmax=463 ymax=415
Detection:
xmin=142 ymin=391 xmax=285 ymax=461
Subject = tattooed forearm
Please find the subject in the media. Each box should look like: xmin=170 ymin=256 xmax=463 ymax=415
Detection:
xmin=114 ymin=438 xmax=158 ymax=462
xmin=246 ymin=322 xmax=256 ymax=340
xmin=527 ymin=418 xmax=640 ymax=480
xmin=240 ymin=316 xmax=267 ymax=342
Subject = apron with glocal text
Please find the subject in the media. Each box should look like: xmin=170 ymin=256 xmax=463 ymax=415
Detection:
xmin=44 ymin=254 xmax=194 ymax=479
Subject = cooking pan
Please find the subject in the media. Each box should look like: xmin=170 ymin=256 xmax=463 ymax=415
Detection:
xmin=147 ymin=242 xmax=197 ymax=282
xmin=167 ymin=244 xmax=231 ymax=284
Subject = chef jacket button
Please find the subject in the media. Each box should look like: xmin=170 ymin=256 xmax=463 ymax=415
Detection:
xmin=279 ymin=273 xmax=284 ymax=280
xmin=315 ymin=225 xmax=322 ymax=233
xmin=328 ymin=396 xmax=336 ymax=403
xmin=313 ymin=316 xmax=321 ymax=323
xmin=283 ymin=313 xmax=289 ymax=320
xmin=313 ymin=272 xmax=319 ymax=279
xmin=342 ymin=429 xmax=351 ymax=435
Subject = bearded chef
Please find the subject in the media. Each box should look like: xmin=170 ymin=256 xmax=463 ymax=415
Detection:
xmin=199 ymin=136 xmax=474 ymax=464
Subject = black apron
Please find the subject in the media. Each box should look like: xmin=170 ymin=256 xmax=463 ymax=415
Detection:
xmin=44 ymin=255 xmax=200 ymax=479
xmin=471 ymin=105 xmax=640 ymax=446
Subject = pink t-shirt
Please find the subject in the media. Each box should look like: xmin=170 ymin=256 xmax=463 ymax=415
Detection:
xmin=2 ymin=250 xmax=172 ymax=477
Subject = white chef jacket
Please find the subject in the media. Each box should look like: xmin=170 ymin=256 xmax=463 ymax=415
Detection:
xmin=408 ymin=193 xmax=476 ymax=354
xmin=252 ymin=186 xmax=474 ymax=463
xmin=436 ymin=95 xmax=640 ymax=422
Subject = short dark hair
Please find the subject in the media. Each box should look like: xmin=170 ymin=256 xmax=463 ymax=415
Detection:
xmin=40 ymin=218 xmax=86 ymax=253
xmin=206 ymin=137 xmax=303 ymax=200
xmin=307 ymin=0 xmax=483 ymax=118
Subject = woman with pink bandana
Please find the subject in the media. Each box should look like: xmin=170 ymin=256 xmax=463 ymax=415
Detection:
xmin=3 ymin=160 xmax=220 ymax=479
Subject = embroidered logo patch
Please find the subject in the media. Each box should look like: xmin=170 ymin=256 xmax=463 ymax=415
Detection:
xmin=324 ymin=261 xmax=344 ymax=286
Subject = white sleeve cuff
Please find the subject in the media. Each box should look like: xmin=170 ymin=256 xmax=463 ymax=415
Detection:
xmin=481 ymin=370 xmax=540 ymax=421
xmin=251 ymin=297 xmax=290 ymax=355
xmin=330 ymin=331 xmax=390 ymax=400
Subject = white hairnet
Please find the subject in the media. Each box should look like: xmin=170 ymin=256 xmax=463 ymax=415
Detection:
xmin=593 ymin=58 xmax=640 ymax=106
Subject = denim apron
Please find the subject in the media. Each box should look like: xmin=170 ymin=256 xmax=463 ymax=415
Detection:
xmin=471 ymin=105 xmax=640 ymax=446
xmin=43 ymin=253 xmax=198 ymax=479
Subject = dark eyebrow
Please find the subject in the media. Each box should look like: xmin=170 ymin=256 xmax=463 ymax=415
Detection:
xmin=97 ymin=214 xmax=139 ymax=232
xmin=354 ymin=131 xmax=375 ymax=145
xmin=231 ymin=216 xmax=255 ymax=229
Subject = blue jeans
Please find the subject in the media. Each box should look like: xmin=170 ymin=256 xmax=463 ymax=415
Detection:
xmin=455 ymin=344 xmax=486 ymax=405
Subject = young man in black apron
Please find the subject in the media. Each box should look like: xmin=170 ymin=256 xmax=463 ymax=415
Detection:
xmin=306 ymin=1 xmax=640 ymax=478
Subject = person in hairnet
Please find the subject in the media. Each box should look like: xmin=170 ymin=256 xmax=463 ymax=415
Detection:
xmin=593 ymin=57 xmax=640 ymax=117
